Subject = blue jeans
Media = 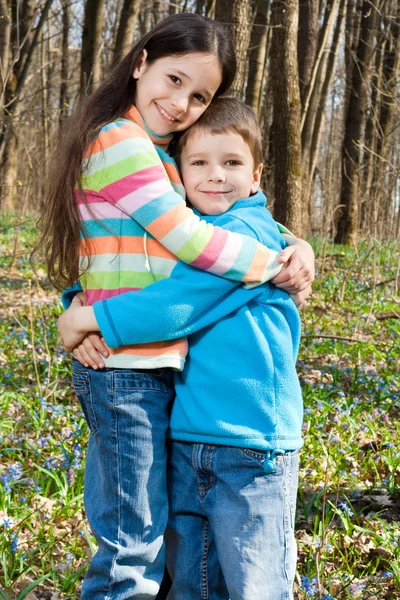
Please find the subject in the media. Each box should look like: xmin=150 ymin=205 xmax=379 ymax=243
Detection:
xmin=165 ymin=441 xmax=299 ymax=600
xmin=72 ymin=360 xmax=175 ymax=599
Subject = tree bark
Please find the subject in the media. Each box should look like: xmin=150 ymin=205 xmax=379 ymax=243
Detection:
xmin=245 ymin=0 xmax=269 ymax=118
xmin=297 ymin=0 xmax=319 ymax=108
xmin=371 ymin=0 xmax=400 ymax=235
xmin=114 ymin=0 xmax=143 ymax=61
xmin=0 ymin=0 xmax=53 ymax=208
xmin=59 ymin=0 xmax=70 ymax=125
xmin=270 ymin=0 xmax=303 ymax=235
xmin=80 ymin=0 xmax=105 ymax=95
xmin=309 ymin=0 xmax=346 ymax=187
xmin=215 ymin=0 xmax=252 ymax=99
xmin=301 ymin=0 xmax=345 ymax=227
xmin=0 ymin=0 xmax=11 ymax=105
xmin=335 ymin=0 xmax=378 ymax=244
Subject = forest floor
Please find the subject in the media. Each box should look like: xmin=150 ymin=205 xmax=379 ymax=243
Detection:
xmin=0 ymin=216 xmax=399 ymax=599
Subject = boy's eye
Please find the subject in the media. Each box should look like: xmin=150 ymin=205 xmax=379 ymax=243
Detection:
xmin=169 ymin=75 xmax=181 ymax=85
xmin=194 ymin=93 xmax=206 ymax=104
xmin=192 ymin=160 xmax=205 ymax=166
xmin=226 ymin=160 xmax=241 ymax=166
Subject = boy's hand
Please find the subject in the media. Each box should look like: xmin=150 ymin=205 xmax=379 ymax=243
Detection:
xmin=273 ymin=240 xmax=315 ymax=293
xmin=73 ymin=333 xmax=109 ymax=369
xmin=290 ymin=285 xmax=312 ymax=308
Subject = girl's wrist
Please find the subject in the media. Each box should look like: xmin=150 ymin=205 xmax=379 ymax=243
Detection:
xmin=74 ymin=306 xmax=100 ymax=334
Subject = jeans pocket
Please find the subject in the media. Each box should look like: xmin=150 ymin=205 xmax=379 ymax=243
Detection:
xmin=239 ymin=447 xmax=267 ymax=462
xmin=72 ymin=372 xmax=98 ymax=435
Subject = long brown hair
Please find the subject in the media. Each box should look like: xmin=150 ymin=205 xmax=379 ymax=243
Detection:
xmin=37 ymin=13 xmax=236 ymax=290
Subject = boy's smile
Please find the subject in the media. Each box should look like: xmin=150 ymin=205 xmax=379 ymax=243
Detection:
xmin=180 ymin=131 xmax=262 ymax=215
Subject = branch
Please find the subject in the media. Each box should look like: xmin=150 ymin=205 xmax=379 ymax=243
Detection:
xmin=375 ymin=312 xmax=400 ymax=320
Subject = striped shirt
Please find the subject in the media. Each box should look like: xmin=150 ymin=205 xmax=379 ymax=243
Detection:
xmin=77 ymin=105 xmax=282 ymax=369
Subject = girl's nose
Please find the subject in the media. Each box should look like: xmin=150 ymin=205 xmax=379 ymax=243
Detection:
xmin=171 ymin=96 xmax=188 ymax=113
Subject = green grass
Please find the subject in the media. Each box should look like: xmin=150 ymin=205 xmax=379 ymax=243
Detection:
xmin=0 ymin=216 xmax=399 ymax=599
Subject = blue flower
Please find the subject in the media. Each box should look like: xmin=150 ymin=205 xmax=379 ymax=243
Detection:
xmin=300 ymin=575 xmax=318 ymax=597
xmin=11 ymin=534 xmax=18 ymax=553
xmin=337 ymin=501 xmax=354 ymax=518
xmin=382 ymin=571 xmax=393 ymax=579
xmin=2 ymin=517 xmax=14 ymax=528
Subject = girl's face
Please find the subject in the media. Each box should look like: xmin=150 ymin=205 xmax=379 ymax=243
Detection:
xmin=133 ymin=51 xmax=222 ymax=136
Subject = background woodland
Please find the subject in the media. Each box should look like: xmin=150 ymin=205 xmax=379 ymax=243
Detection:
xmin=0 ymin=0 xmax=399 ymax=242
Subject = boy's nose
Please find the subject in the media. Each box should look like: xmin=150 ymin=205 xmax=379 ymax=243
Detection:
xmin=171 ymin=96 xmax=188 ymax=114
xmin=208 ymin=166 xmax=225 ymax=182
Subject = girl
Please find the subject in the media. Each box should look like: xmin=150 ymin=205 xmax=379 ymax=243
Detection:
xmin=41 ymin=13 xmax=314 ymax=599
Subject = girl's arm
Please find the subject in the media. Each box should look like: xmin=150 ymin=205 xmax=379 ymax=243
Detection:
xmin=58 ymin=213 xmax=304 ymax=352
xmin=82 ymin=121 xmax=313 ymax=286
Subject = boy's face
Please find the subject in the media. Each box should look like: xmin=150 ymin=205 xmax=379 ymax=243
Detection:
xmin=180 ymin=131 xmax=262 ymax=215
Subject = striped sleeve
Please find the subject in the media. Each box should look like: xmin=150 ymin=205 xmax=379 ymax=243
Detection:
xmin=82 ymin=121 xmax=281 ymax=284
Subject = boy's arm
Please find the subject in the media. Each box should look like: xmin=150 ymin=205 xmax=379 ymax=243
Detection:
xmin=92 ymin=214 xmax=275 ymax=348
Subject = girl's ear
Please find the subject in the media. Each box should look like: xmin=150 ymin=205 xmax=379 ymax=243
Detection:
xmin=133 ymin=49 xmax=148 ymax=80
xmin=250 ymin=163 xmax=263 ymax=194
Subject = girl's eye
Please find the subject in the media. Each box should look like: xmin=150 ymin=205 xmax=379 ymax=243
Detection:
xmin=192 ymin=160 xmax=205 ymax=166
xmin=194 ymin=94 xmax=206 ymax=104
xmin=169 ymin=75 xmax=181 ymax=85
xmin=226 ymin=160 xmax=241 ymax=166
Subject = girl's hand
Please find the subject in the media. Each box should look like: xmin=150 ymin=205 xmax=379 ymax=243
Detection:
xmin=73 ymin=292 xmax=87 ymax=307
xmin=290 ymin=285 xmax=312 ymax=309
xmin=273 ymin=240 xmax=315 ymax=293
xmin=58 ymin=306 xmax=99 ymax=352
xmin=73 ymin=333 xmax=109 ymax=370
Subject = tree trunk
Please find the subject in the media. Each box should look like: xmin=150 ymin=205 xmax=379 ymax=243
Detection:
xmin=297 ymin=0 xmax=319 ymax=108
xmin=335 ymin=0 xmax=377 ymax=244
xmin=0 ymin=0 xmax=53 ymax=207
xmin=270 ymin=0 xmax=303 ymax=235
xmin=59 ymin=0 xmax=70 ymax=124
xmin=245 ymin=0 xmax=269 ymax=118
xmin=371 ymin=0 xmax=400 ymax=236
xmin=114 ymin=0 xmax=143 ymax=61
xmin=215 ymin=0 xmax=252 ymax=99
xmin=80 ymin=0 xmax=105 ymax=94
xmin=195 ymin=0 xmax=205 ymax=15
xmin=0 ymin=0 xmax=11 ymax=106
xmin=152 ymin=0 xmax=163 ymax=25
xmin=301 ymin=0 xmax=345 ymax=228
xmin=309 ymin=0 xmax=345 ymax=187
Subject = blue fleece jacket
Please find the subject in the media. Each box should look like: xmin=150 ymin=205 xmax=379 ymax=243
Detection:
xmin=92 ymin=190 xmax=303 ymax=450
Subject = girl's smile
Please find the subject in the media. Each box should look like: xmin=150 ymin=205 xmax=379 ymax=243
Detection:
xmin=133 ymin=51 xmax=222 ymax=136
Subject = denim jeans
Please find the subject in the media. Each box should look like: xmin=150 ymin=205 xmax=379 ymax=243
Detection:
xmin=71 ymin=360 xmax=175 ymax=600
xmin=165 ymin=441 xmax=299 ymax=600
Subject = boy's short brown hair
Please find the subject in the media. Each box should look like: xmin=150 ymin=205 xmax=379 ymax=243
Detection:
xmin=178 ymin=97 xmax=262 ymax=167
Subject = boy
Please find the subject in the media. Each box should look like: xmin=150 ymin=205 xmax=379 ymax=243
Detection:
xmin=60 ymin=98 xmax=306 ymax=599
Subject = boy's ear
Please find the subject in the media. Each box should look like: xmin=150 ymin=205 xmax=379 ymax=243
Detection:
xmin=133 ymin=49 xmax=148 ymax=80
xmin=250 ymin=163 xmax=263 ymax=194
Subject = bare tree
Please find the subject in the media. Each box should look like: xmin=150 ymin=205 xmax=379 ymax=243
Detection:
xmin=298 ymin=0 xmax=319 ymax=108
xmin=0 ymin=0 xmax=11 ymax=104
xmin=59 ymin=0 xmax=70 ymax=125
xmin=245 ymin=0 xmax=270 ymax=118
xmin=270 ymin=0 xmax=303 ymax=235
xmin=1 ymin=0 xmax=54 ymax=208
xmin=80 ymin=0 xmax=106 ymax=94
xmin=300 ymin=0 xmax=344 ymax=227
xmin=114 ymin=0 xmax=143 ymax=62
xmin=335 ymin=0 xmax=378 ymax=244
xmin=215 ymin=0 xmax=252 ymax=99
